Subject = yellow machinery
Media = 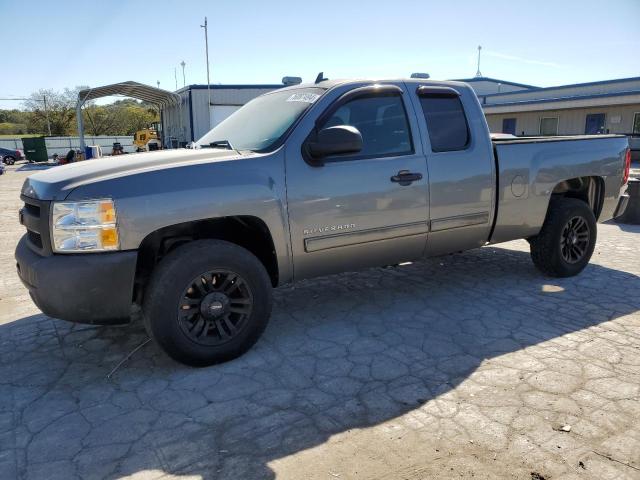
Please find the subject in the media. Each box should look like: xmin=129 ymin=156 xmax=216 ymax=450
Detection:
xmin=133 ymin=123 xmax=161 ymax=152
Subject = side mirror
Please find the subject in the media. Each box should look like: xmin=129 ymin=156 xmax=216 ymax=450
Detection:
xmin=308 ymin=125 xmax=363 ymax=161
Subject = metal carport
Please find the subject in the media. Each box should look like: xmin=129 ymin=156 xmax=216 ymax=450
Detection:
xmin=76 ymin=81 xmax=181 ymax=151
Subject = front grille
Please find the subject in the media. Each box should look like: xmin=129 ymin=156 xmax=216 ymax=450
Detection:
xmin=20 ymin=195 xmax=52 ymax=255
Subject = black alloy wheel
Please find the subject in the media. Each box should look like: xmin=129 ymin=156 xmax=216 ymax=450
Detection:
xmin=178 ymin=270 xmax=253 ymax=345
xmin=559 ymin=215 xmax=590 ymax=264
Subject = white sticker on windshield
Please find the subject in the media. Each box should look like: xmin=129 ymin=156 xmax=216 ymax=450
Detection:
xmin=286 ymin=93 xmax=320 ymax=104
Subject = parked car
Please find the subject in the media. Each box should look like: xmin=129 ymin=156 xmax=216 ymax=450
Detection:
xmin=0 ymin=147 xmax=24 ymax=164
xmin=15 ymin=77 xmax=631 ymax=366
xmin=0 ymin=162 xmax=4 ymax=175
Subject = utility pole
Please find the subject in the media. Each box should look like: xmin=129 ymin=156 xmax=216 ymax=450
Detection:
xmin=475 ymin=45 xmax=482 ymax=77
xmin=180 ymin=60 xmax=186 ymax=87
xmin=200 ymin=16 xmax=211 ymax=128
xmin=174 ymin=67 xmax=178 ymax=91
xmin=42 ymin=94 xmax=52 ymax=136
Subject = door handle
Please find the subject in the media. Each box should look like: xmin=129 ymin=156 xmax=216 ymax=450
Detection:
xmin=390 ymin=170 xmax=423 ymax=186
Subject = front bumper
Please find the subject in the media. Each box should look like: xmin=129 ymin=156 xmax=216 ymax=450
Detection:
xmin=15 ymin=235 xmax=138 ymax=324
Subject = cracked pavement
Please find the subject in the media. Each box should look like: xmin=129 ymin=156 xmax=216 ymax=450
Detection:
xmin=1 ymin=163 xmax=639 ymax=479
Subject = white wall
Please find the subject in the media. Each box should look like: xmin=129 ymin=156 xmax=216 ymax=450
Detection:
xmin=209 ymin=105 xmax=240 ymax=129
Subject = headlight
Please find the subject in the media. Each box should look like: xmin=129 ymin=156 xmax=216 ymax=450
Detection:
xmin=51 ymin=199 xmax=119 ymax=252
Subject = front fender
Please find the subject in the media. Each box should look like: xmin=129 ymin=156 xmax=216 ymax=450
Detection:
xmin=66 ymin=152 xmax=293 ymax=284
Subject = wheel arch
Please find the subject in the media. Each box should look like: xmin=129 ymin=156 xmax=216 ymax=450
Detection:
xmin=550 ymin=176 xmax=605 ymax=220
xmin=133 ymin=215 xmax=279 ymax=304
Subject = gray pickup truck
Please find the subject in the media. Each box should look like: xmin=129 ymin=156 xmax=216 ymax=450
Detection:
xmin=15 ymin=78 xmax=631 ymax=366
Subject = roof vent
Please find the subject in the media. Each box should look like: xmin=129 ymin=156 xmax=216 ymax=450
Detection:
xmin=410 ymin=72 xmax=430 ymax=79
xmin=282 ymin=76 xmax=302 ymax=86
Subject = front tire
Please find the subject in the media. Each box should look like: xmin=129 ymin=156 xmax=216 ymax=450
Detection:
xmin=143 ymin=240 xmax=273 ymax=366
xmin=530 ymin=198 xmax=597 ymax=277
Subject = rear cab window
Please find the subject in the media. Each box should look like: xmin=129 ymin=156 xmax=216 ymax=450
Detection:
xmin=417 ymin=87 xmax=470 ymax=152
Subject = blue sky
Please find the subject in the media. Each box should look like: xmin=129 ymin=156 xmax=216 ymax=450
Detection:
xmin=1 ymin=0 xmax=639 ymax=108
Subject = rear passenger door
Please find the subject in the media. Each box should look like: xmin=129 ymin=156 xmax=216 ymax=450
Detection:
xmin=411 ymin=85 xmax=495 ymax=256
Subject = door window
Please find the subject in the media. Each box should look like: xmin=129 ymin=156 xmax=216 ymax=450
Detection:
xmin=585 ymin=113 xmax=606 ymax=134
xmin=540 ymin=117 xmax=559 ymax=136
xmin=319 ymin=95 xmax=413 ymax=158
xmin=502 ymin=118 xmax=516 ymax=135
xmin=418 ymin=95 xmax=470 ymax=152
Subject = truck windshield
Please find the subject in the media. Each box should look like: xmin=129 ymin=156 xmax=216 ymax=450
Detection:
xmin=196 ymin=87 xmax=324 ymax=152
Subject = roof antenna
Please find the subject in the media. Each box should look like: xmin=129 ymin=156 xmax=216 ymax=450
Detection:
xmin=314 ymin=72 xmax=327 ymax=84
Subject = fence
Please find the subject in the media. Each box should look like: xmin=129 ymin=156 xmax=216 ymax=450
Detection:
xmin=0 ymin=136 xmax=135 ymax=158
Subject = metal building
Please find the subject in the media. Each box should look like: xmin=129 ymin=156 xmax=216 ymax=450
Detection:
xmin=161 ymin=83 xmax=288 ymax=146
xmin=458 ymin=76 xmax=640 ymax=138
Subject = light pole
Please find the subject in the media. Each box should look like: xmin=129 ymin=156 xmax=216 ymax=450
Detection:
xmin=200 ymin=17 xmax=211 ymax=128
xmin=157 ymin=80 xmax=160 ymax=89
xmin=180 ymin=60 xmax=186 ymax=87
xmin=42 ymin=94 xmax=52 ymax=136
xmin=174 ymin=67 xmax=178 ymax=91
xmin=475 ymin=45 xmax=483 ymax=77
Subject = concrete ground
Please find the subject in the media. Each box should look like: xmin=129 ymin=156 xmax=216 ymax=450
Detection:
xmin=1 ymin=162 xmax=639 ymax=480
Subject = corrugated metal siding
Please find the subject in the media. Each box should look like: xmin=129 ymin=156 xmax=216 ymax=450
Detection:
xmin=190 ymin=89 xmax=210 ymax=141
xmin=161 ymin=86 xmax=282 ymax=143
xmin=482 ymin=93 xmax=640 ymax=114
xmin=0 ymin=138 xmax=22 ymax=150
xmin=204 ymin=87 xmax=281 ymax=106
xmin=486 ymin=104 xmax=640 ymax=135
xmin=161 ymin=94 xmax=190 ymax=146
xmin=0 ymin=136 xmax=135 ymax=157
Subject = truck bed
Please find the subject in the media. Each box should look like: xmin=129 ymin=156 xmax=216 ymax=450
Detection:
xmin=489 ymin=134 xmax=629 ymax=245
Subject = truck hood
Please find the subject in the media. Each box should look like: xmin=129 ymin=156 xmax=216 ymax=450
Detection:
xmin=21 ymin=148 xmax=251 ymax=200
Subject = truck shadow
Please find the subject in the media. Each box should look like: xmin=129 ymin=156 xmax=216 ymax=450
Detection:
xmin=2 ymin=244 xmax=639 ymax=479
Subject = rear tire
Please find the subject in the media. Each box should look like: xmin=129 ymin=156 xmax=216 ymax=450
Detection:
xmin=143 ymin=240 xmax=273 ymax=367
xmin=3 ymin=156 xmax=15 ymax=165
xmin=530 ymin=198 xmax=597 ymax=277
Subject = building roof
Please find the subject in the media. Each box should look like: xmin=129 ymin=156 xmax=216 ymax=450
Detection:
xmin=483 ymin=75 xmax=640 ymax=100
xmin=481 ymin=76 xmax=640 ymax=112
xmin=451 ymin=76 xmax=538 ymax=89
xmin=176 ymin=84 xmax=286 ymax=93
xmin=484 ymin=89 xmax=640 ymax=107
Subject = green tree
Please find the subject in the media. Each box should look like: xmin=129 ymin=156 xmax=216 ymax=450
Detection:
xmin=82 ymin=102 xmax=158 ymax=135
xmin=0 ymin=122 xmax=27 ymax=135
xmin=23 ymin=86 xmax=89 ymax=135
xmin=3 ymin=87 xmax=160 ymax=137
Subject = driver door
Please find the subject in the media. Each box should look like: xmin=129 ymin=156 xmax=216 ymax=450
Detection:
xmin=284 ymin=83 xmax=429 ymax=280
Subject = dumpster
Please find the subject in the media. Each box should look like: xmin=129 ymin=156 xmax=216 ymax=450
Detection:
xmin=21 ymin=137 xmax=48 ymax=162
